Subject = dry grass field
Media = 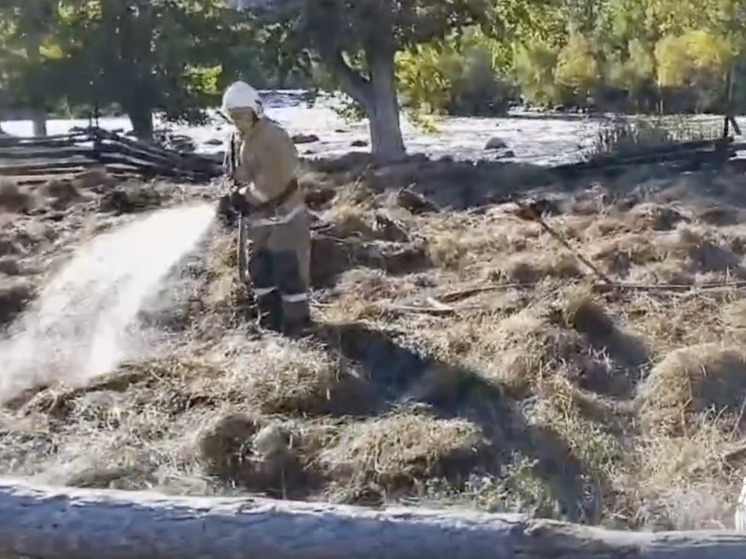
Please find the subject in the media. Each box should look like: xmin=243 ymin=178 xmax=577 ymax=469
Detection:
xmin=2 ymin=150 xmax=746 ymax=532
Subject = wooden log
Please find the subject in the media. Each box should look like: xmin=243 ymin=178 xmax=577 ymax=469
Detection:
xmin=112 ymin=136 xmax=221 ymax=174
xmin=0 ymin=146 xmax=95 ymax=160
xmin=97 ymin=141 xmax=188 ymax=170
xmin=95 ymin=153 xmax=212 ymax=181
xmin=97 ymin=138 xmax=220 ymax=178
xmin=0 ymin=132 xmax=85 ymax=147
xmin=10 ymin=175 xmax=75 ymax=186
xmin=96 ymin=128 xmax=218 ymax=169
xmin=100 ymin=137 xmax=219 ymax=176
xmin=0 ymin=478 xmax=745 ymax=559
xmin=0 ymin=160 xmax=99 ymax=176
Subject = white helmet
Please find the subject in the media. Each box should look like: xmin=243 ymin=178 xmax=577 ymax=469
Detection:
xmin=221 ymin=81 xmax=264 ymax=117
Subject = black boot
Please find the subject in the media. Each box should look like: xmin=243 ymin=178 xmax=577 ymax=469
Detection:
xmin=256 ymin=290 xmax=283 ymax=332
xmin=282 ymin=308 xmax=312 ymax=338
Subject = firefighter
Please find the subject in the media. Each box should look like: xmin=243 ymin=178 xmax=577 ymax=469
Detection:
xmin=220 ymin=81 xmax=311 ymax=336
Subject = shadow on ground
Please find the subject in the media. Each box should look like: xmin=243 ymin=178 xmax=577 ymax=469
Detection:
xmin=311 ymin=321 xmax=608 ymax=522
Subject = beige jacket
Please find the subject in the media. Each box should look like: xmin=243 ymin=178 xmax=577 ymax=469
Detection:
xmin=224 ymin=118 xmax=300 ymax=208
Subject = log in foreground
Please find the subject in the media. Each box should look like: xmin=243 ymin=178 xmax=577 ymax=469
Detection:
xmin=0 ymin=478 xmax=744 ymax=559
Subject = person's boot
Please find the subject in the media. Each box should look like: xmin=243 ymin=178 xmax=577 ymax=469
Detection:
xmin=255 ymin=290 xmax=283 ymax=332
xmin=282 ymin=305 xmax=312 ymax=338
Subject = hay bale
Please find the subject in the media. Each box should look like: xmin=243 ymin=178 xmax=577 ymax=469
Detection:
xmin=723 ymin=300 xmax=746 ymax=331
xmin=498 ymin=253 xmax=583 ymax=284
xmin=0 ymin=257 xmax=22 ymax=276
xmin=71 ymin=168 xmax=117 ymax=190
xmin=98 ymin=186 xmax=162 ymax=214
xmin=638 ymin=344 xmax=746 ymax=436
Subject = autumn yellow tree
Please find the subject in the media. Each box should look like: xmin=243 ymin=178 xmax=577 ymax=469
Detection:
xmin=554 ymin=34 xmax=599 ymax=106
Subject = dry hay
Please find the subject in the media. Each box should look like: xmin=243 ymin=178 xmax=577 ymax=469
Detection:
xmin=319 ymin=410 xmax=488 ymax=497
xmin=6 ymin=162 xmax=746 ymax=529
xmin=238 ymin=338 xmax=380 ymax=417
xmin=197 ymin=413 xmax=313 ymax=498
xmin=637 ymin=344 xmax=746 ymax=437
xmin=0 ymin=180 xmax=36 ymax=213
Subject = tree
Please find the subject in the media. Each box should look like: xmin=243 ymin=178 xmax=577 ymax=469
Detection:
xmin=41 ymin=0 xmax=246 ymax=139
xmin=247 ymin=0 xmax=491 ymax=162
xmin=0 ymin=0 xmax=61 ymax=135
xmin=554 ymin=33 xmax=599 ymax=104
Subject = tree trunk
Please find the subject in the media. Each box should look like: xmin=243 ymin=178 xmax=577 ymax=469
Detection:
xmin=1 ymin=478 xmax=746 ymax=559
xmin=125 ymin=101 xmax=154 ymax=141
xmin=329 ymin=49 xmax=406 ymax=164
xmin=27 ymin=20 xmax=47 ymax=137
xmin=363 ymin=50 xmax=406 ymax=163
xmin=32 ymin=112 xmax=47 ymax=137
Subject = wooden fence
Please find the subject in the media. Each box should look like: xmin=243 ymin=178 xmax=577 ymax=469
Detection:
xmin=0 ymin=127 xmax=222 ymax=185
xmin=0 ymin=127 xmax=740 ymax=188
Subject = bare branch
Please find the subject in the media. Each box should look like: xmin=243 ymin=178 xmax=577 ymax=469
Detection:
xmin=330 ymin=50 xmax=371 ymax=104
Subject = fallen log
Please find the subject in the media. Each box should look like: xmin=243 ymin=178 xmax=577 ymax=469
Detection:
xmin=0 ymin=145 xmax=95 ymax=160
xmin=0 ymin=478 xmax=744 ymax=559
xmin=95 ymin=128 xmax=220 ymax=173
xmin=0 ymin=132 xmax=87 ymax=148
xmin=96 ymin=143 xmax=191 ymax=174
xmin=0 ymin=159 xmax=99 ymax=176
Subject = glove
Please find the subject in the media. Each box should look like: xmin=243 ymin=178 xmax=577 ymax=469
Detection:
xmin=228 ymin=188 xmax=252 ymax=216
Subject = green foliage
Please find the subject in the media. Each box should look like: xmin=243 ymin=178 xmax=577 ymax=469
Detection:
xmin=0 ymin=0 xmax=744 ymax=139
xmin=395 ymin=26 xmax=515 ymax=130
xmin=50 ymin=0 xmax=240 ymax=134
xmin=555 ymin=34 xmax=599 ymax=92
xmin=395 ymin=0 xmax=746 ymax=116
xmin=0 ymin=0 xmax=306 ymax=136
xmin=512 ymin=41 xmax=562 ymax=106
